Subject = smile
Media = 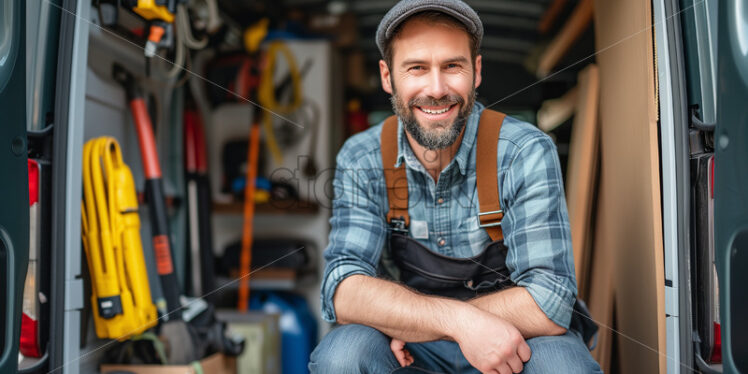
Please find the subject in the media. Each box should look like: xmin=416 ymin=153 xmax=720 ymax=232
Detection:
xmin=416 ymin=104 xmax=456 ymax=116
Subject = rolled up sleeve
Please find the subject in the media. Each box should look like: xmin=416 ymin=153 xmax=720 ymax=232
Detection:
xmin=320 ymin=146 xmax=387 ymax=323
xmin=502 ymin=135 xmax=577 ymax=329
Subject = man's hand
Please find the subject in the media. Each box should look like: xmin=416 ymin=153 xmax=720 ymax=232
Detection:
xmin=452 ymin=307 xmax=532 ymax=374
xmin=390 ymin=338 xmax=414 ymax=367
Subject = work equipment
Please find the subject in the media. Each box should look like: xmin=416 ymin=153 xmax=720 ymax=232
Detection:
xmin=250 ymin=291 xmax=317 ymax=374
xmin=125 ymin=0 xmax=177 ymax=58
xmin=112 ymin=64 xmax=182 ymax=316
xmin=112 ymin=63 xmax=198 ymax=365
xmin=220 ymin=239 xmax=310 ymax=276
xmin=81 ymin=137 xmax=158 ymax=340
xmin=237 ymin=19 xmax=269 ymax=312
xmin=113 ymin=63 xmax=244 ymax=364
xmin=237 ymin=123 xmax=261 ymax=312
xmin=257 ymin=40 xmax=303 ymax=163
xmin=184 ymin=108 xmax=216 ymax=300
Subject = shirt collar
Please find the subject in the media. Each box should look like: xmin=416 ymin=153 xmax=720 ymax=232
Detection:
xmin=395 ymin=102 xmax=485 ymax=176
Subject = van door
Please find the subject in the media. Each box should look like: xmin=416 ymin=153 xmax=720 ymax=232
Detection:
xmin=0 ymin=0 xmax=30 ymax=373
xmin=714 ymin=0 xmax=748 ymax=372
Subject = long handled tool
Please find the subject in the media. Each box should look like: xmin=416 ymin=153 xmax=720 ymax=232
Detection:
xmin=112 ymin=64 xmax=244 ymax=364
xmin=112 ymin=64 xmax=182 ymax=315
xmin=184 ymin=108 xmax=216 ymax=300
xmin=112 ymin=64 xmax=198 ymax=364
xmin=236 ymin=20 xmax=269 ymax=312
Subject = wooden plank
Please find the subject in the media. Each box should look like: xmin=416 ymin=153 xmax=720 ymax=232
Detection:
xmin=587 ymin=182 xmax=615 ymax=372
xmin=565 ymin=64 xmax=599 ymax=300
xmin=537 ymin=85 xmax=578 ymax=133
xmin=591 ymin=0 xmax=666 ymax=372
xmin=538 ymin=0 xmax=569 ymax=34
xmin=537 ymin=0 xmax=594 ymax=77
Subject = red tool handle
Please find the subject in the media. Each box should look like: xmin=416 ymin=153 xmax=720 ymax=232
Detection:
xmin=130 ymin=98 xmax=162 ymax=179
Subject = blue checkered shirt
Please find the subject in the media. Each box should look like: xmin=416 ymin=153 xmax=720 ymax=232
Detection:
xmin=320 ymin=102 xmax=577 ymax=328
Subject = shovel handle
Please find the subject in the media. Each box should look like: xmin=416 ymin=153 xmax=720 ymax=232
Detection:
xmin=129 ymin=97 xmax=182 ymax=317
xmin=130 ymin=98 xmax=162 ymax=179
xmin=238 ymin=123 xmax=261 ymax=311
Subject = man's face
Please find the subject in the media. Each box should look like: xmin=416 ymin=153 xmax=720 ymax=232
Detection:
xmin=380 ymin=18 xmax=482 ymax=150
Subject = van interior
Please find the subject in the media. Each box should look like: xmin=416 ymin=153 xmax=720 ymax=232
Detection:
xmin=2 ymin=0 xmax=733 ymax=373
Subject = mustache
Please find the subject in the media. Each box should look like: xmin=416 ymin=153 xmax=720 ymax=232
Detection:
xmin=408 ymin=94 xmax=464 ymax=108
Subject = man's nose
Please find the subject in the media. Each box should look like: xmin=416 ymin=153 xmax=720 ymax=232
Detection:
xmin=423 ymin=70 xmax=448 ymax=99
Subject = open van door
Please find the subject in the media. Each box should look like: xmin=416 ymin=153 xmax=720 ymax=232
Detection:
xmin=714 ymin=0 xmax=748 ymax=373
xmin=0 ymin=0 xmax=30 ymax=373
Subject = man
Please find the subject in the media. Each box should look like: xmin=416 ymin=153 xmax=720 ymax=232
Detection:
xmin=310 ymin=1 xmax=603 ymax=373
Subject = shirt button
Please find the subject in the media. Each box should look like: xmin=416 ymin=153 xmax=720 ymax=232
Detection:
xmin=438 ymin=238 xmax=446 ymax=246
xmin=437 ymin=197 xmax=444 ymax=204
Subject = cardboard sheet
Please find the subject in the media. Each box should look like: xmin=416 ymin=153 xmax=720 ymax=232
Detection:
xmin=590 ymin=0 xmax=666 ymax=372
xmin=100 ymin=353 xmax=236 ymax=374
xmin=565 ymin=64 xmax=599 ymax=299
xmin=588 ymin=183 xmax=616 ymax=372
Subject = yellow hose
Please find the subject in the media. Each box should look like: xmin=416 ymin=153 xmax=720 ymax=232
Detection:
xmin=81 ymin=137 xmax=157 ymax=340
xmin=257 ymin=40 xmax=303 ymax=164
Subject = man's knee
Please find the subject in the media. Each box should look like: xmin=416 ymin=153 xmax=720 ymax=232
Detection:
xmin=521 ymin=331 xmax=602 ymax=374
xmin=309 ymin=324 xmax=398 ymax=373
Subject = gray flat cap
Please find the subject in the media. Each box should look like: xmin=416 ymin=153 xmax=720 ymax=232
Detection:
xmin=375 ymin=0 xmax=483 ymax=57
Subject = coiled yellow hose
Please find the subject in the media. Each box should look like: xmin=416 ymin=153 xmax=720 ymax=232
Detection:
xmin=257 ymin=40 xmax=303 ymax=164
xmin=81 ymin=137 xmax=157 ymax=340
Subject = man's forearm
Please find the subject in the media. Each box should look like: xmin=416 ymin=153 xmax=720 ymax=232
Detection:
xmin=469 ymin=287 xmax=566 ymax=338
xmin=333 ymin=274 xmax=470 ymax=342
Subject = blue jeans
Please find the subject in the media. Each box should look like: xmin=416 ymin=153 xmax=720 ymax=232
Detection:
xmin=309 ymin=324 xmax=603 ymax=373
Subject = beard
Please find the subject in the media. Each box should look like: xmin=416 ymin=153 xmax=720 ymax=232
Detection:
xmin=390 ymin=83 xmax=477 ymax=151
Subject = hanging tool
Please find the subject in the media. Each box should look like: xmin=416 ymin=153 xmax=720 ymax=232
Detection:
xmin=123 ymin=0 xmax=178 ymax=75
xmin=112 ymin=63 xmax=244 ymax=364
xmin=126 ymin=0 xmax=176 ymax=54
xmin=112 ymin=64 xmax=199 ymax=364
xmin=81 ymin=137 xmax=158 ymax=340
xmin=157 ymin=2 xmax=217 ymax=79
xmin=184 ymin=107 xmax=216 ymax=301
xmin=238 ymin=120 xmax=261 ymax=312
xmin=237 ymin=19 xmax=269 ymax=312
xmin=256 ymin=40 xmax=303 ymax=164
xmin=112 ymin=64 xmax=182 ymax=316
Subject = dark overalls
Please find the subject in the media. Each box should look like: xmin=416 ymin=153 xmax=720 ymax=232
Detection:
xmin=379 ymin=109 xmax=597 ymax=341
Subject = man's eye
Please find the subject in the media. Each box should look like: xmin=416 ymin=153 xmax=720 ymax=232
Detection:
xmin=409 ymin=66 xmax=424 ymax=71
xmin=446 ymin=63 xmax=460 ymax=69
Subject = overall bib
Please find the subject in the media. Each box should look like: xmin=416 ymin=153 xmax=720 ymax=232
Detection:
xmin=379 ymin=109 xmax=597 ymax=344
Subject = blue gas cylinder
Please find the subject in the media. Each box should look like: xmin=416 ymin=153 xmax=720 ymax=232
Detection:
xmin=250 ymin=291 xmax=318 ymax=374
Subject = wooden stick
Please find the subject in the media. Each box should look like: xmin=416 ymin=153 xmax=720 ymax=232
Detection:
xmin=537 ymin=0 xmax=594 ymax=77
xmin=538 ymin=0 xmax=569 ymax=34
xmin=538 ymin=85 xmax=578 ymax=132
xmin=565 ymin=64 xmax=599 ymax=299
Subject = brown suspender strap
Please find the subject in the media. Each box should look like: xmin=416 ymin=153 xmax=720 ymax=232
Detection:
xmin=380 ymin=110 xmax=506 ymax=238
xmin=476 ymin=109 xmax=507 ymax=242
xmin=381 ymin=115 xmax=410 ymax=227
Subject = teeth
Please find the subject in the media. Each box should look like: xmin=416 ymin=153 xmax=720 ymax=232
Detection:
xmin=420 ymin=106 xmax=450 ymax=114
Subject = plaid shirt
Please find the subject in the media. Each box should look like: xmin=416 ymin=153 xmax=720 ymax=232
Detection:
xmin=321 ymin=102 xmax=577 ymax=328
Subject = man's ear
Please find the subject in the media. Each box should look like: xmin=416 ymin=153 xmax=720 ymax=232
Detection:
xmin=474 ymin=54 xmax=482 ymax=88
xmin=380 ymin=60 xmax=393 ymax=94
